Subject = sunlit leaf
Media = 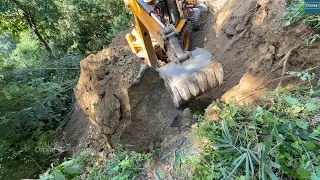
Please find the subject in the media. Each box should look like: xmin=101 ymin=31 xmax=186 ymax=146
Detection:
xmin=306 ymin=103 xmax=318 ymax=111
xmin=297 ymin=168 xmax=310 ymax=179
xmin=64 ymin=164 xmax=80 ymax=174
xmin=285 ymin=97 xmax=299 ymax=104
xmin=297 ymin=121 xmax=309 ymax=130
xmin=303 ymin=141 xmax=316 ymax=150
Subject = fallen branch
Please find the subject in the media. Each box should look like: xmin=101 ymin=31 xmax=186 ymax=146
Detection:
xmin=277 ymin=46 xmax=301 ymax=87
xmin=262 ymin=45 xmax=301 ymax=85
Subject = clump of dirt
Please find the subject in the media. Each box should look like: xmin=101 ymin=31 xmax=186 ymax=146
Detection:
xmin=192 ymin=0 xmax=320 ymax=107
xmin=72 ymin=43 xmax=192 ymax=152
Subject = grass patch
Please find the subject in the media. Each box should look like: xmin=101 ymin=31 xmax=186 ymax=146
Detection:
xmin=189 ymin=85 xmax=320 ymax=179
xmin=40 ymin=148 xmax=157 ymax=180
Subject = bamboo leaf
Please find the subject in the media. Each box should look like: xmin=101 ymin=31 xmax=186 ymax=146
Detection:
xmin=222 ymin=121 xmax=232 ymax=143
xmin=227 ymin=153 xmax=247 ymax=179
xmin=248 ymin=152 xmax=255 ymax=177
xmin=232 ymin=153 xmax=247 ymax=166
xmin=214 ymin=160 xmax=227 ymax=169
xmin=262 ymin=164 xmax=266 ymax=180
xmin=248 ymin=150 xmax=260 ymax=164
xmin=211 ymin=144 xmax=233 ymax=148
xmin=209 ymin=137 xmax=229 ymax=144
xmin=173 ymin=150 xmax=181 ymax=174
xmin=265 ymin=166 xmax=278 ymax=180
xmin=270 ymin=161 xmax=281 ymax=169
xmin=246 ymin=155 xmax=250 ymax=180
xmin=177 ymin=143 xmax=192 ymax=153
xmin=216 ymin=147 xmax=236 ymax=153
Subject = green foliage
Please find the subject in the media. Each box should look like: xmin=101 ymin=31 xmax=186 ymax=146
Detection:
xmin=0 ymin=0 xmax=131 ymax=179
xmin=0 ymin=0 xmax=131 ymax=56
xmin=190 ymin=85 xmax=320 ymax=179
xmin=40 ymin=149 xmax=156 ymax=180
xmin=284 ymin=0 xmax=320 ymax=44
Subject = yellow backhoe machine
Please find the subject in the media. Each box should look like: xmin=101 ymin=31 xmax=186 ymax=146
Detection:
xmin=124 ymin=0 xmax=223 ymax=107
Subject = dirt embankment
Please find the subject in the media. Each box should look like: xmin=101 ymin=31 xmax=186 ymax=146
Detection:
xmin=194 ymin=0 xmax=320 ymax=107
xmin=62 ymin=0 xmax=320 ymax=154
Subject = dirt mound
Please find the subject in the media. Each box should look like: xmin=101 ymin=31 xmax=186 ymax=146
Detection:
xmin=73 ymin=45 xmax=192 ymax=152
xmin=192 ymin=0 xmax=320 ymax=106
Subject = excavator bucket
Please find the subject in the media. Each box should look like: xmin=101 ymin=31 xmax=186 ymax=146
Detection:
xmin=158 ymin=48 xmax=223 ymax=107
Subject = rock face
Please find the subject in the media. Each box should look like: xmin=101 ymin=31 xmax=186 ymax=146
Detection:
xmin=74 ymin=46 xmax=187 ymax=152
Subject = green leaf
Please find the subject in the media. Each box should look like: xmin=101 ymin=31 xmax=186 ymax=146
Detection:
xmin=248 ymin=152 xmax=255 ymax=177
xmin=111 ymin=165 xmax=120 ymax=172
xmin=222 ymin=121 xmax=232 ymax=143
xmin=173 ymin=150 xmax=181 ymax=173
xmin=211 ymin=144 xmax=233 ymax=148
xmin=216 ymin=147 xmax=236 ymax=153
xmin=209 ymin=137 xmax=229 ymax=144
xmin=248 ymin=150 xmax=259 ymax=164
xmin=303 ymin=141 xmax=316 ymax=150
xmin=213 ymin=160 xmax=227 ymax=170
xmin=232 ymin=153 xmax=247 ymax=166
xmin=52 ymin=170 xmax=65 ymax=180
xmin=61 ymin=160 xmax=73 ymax=167
xmin=297 ymin=168 xmax=310 ymax=179
xmin=270 ymin=161 xmax=281 ymax=169
xmin=228 ymin=153 xmax=247 ymax=179
xmin=265 ymin=166 xmax=278 ymax=180
xmin=315 ymin=166 xmax=320 ymax=176
xmin=120 ymin=159 xmax=133 ymax=169
xmin=297 ymin=121 xmax=309 ymax=130
xmin=64 ymin=164 xmax=80 ymax=175
xmin=311 ymin=176 xmax=320 ymax=180
xmin=293 ymin=106 xmax=304 ymax=114
xmin=285 ymin=97 xmax=299 ymax=104
xmin=281 ymin=165 xmax=302 ymax=179
xmin=310 ymin=126 xmax=320 ymax=137
xmin=306 ymin=103 xmax=318 ymax=111
xmin=246 ymin=155 xmax=249 ymax=180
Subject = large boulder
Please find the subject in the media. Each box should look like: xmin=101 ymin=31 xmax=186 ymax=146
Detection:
xmin=74 ymin=46 xmax=189 ymax=152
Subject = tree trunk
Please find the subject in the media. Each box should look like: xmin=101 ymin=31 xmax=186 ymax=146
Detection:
xmin=11 ymin=0 xmax=56 ymax=58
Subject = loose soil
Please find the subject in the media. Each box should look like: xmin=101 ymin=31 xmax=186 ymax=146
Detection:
xmin=193 ymin=0 xmax=320 ymax=108
xmin=61 ymin=0 xmax=320 ymax=166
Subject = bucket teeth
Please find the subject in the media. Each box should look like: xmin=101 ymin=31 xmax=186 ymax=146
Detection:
xmin=194 ymin=71 xmax=210 ymax=92
xmin=157 ymin=48 xmax=224 ymax=107
xmin=185 ymin=76 xmax=200 ymax=97
xmin=204 ymin=64 xmax=219 ymax=88
xmin=213 ymin=63 xmax=224 ymax=84
xmin=177 ymin=80 xmax=191 ymax=101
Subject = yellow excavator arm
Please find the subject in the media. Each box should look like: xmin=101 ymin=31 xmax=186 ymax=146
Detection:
xmin=124 ymin=0 xmax=224 ymax=107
